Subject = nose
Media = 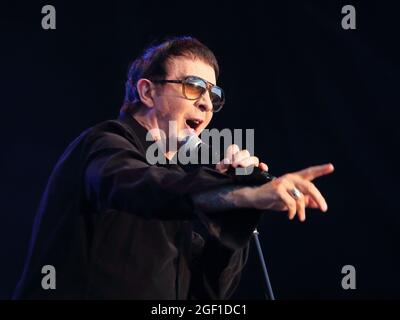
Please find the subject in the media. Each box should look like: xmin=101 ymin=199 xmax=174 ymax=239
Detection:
xmin=195 ymin=90 xmax=213 ymax=113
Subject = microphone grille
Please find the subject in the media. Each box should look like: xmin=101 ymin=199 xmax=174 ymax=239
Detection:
xmin=181 ymin=134 xmax=203 ymax=154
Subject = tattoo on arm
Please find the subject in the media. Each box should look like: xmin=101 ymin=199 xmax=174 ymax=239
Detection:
xmin=191 ymin=185 xmax=253 ymax=213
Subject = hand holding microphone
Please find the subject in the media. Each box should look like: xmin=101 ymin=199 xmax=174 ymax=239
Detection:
xmin=216 ymin=144 xmax=269 ymax=174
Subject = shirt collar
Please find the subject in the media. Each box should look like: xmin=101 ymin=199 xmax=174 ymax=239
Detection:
xmin=117 ymin=111 xmax=156 ymax=154
xmin=119 ymin=112 xmax=188 ymax=165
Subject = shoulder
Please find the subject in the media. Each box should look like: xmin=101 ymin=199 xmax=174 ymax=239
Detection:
xmin=84 ymin=119 xmax=142 ymax=152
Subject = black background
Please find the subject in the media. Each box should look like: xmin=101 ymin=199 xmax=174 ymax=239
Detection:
xmin=1 ymin=1 xmax=399 ymax=299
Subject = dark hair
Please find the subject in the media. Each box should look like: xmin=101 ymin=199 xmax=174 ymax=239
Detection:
xmin=121 ymin=36 xmax=219 ymax=114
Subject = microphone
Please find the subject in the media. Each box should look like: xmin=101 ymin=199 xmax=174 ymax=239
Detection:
xmin=180 ymin=134 xmax=276 ymax=186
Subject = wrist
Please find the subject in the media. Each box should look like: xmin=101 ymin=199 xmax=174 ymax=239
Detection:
xmin=230 ymin=185 xmax=258 ymax=209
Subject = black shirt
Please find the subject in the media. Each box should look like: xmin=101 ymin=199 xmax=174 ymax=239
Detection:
xmin=13 ymin=112 xmax=261 ymax=299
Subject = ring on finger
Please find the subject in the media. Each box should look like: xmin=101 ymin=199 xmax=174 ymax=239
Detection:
xmin=289 ymin=187 xmax=302 ymax=200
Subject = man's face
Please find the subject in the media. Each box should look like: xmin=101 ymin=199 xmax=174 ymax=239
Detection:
xmin=151 ymin=57 xmax=216 ymax=141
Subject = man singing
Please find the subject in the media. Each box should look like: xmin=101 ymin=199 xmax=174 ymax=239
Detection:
xmin=14 ymin=36 xmax=334 ymax=299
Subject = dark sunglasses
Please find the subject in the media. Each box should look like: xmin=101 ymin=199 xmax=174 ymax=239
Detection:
xmin=151 ymin=76 xmax=225 ymax=112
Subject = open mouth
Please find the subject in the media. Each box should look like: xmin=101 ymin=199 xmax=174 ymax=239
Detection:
xmin=185 ymin=118 xmax=203 ymax=133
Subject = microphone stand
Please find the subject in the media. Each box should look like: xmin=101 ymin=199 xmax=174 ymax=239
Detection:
xmin=232 ymin=167 xmax=277 ymax=300
xmin=253 ymin=228 xmax=275 ymax=300
xmin=227 ymin=166 xmax=277 ymax=300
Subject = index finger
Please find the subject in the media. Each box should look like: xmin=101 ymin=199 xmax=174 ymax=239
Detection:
xmin=225 ymin=144 xmax=240 ymax=160
xmin=294 ymin=163 xmax=334 ymax=181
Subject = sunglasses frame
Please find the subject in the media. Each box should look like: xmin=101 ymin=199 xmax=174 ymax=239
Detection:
xmin=151 ymin=76 xmax=225 ymax=112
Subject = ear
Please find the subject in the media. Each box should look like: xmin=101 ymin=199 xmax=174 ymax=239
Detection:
xmin=136 ymin=78 xmax=155 ymax=108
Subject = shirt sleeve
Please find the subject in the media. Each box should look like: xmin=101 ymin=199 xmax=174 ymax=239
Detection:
xmin=83 ymin=130 xmax=237 ymax=220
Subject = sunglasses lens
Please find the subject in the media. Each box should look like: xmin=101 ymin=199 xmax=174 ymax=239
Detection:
xmin=210 ymin=86 xmax=225 ymax=112
xmin=184 ymin=77 xmax=206 ymax=99
xmin=184 ymin=77 xmax=225 ymax=112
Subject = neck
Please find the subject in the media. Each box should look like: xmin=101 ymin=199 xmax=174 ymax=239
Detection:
xmin=131 ymin=109 xmax=177 ymax=160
